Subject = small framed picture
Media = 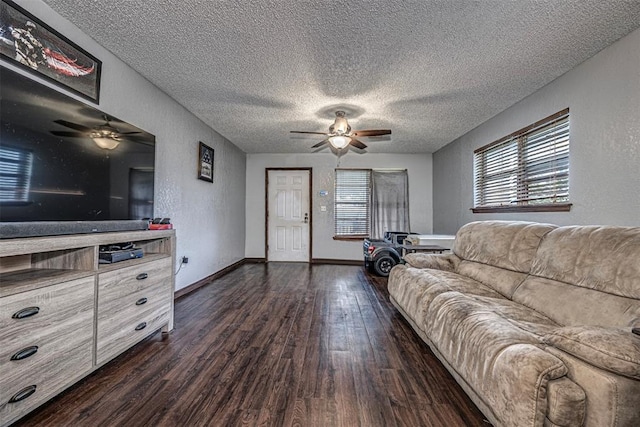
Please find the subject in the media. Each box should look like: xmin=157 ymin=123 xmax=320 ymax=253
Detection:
xmin=0 ymin=0 xmax=102 ymax=103
xmin=198 ymin=141 xmax=214 ymax=182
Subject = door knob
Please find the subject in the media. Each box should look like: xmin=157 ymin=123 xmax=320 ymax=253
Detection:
xmin=303 ymin=213 xmax=309 ymax=224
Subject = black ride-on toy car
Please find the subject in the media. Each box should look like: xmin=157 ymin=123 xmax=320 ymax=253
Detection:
xmin=363 ymin=231 xmax=417 ymax=277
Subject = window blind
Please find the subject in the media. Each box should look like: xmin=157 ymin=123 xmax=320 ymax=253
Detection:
xmin=474 ymin=109 xmax=569 ymax=209
xmin=0 ymin=146 xmax=33 ymax=203
xmin=334 ymin=169 xmax=370 ymax=236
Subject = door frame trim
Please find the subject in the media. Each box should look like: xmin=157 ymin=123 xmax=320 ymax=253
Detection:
xmin=265 ymin=168 xmax=313 ymax=262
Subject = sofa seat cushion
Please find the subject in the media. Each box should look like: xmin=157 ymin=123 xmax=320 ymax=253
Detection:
xmin=423 ymin=292 xmax=568 ymax=427
xmin=388 ymin=265 xmax=503 ymax=328
xmin=423 ymin=292 xmax=560 ymax=370
xmin=543 ymin=326 xmax=640 ymax=380
xmin=469 ymin=295 xmax=559 ymax=336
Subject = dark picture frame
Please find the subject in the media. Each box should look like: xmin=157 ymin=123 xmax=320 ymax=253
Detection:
xmin=0 ymin=0 xmax=101 ymax=103
xmin=198 ymin=142 xmax=214 ymax=183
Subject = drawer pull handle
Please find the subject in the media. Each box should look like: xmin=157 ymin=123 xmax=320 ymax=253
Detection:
xmin=8 ymin=385 xmax=37 ymax=403
xmin=136 ymin=273 xmax=149 ymax=280
xmin=135 ymin=322 xmax=147 ymax=331
xmin=12 ymin=306 xmax=40 ymax=319
xmin=135 ymin=297 xmax=148 ymax=306
xmin=10 ymin=346 xmax=39 ymax=361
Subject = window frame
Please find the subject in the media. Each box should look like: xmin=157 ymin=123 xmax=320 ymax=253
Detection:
xmin=472 ymin=109 xmax=572 ymax=214
xmin=333 ymin=168 xmax=371 ymax=240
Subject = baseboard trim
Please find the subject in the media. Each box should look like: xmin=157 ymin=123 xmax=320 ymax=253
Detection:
xmin=244 ymin=258 xmax=359 ymax=265
xmin=312 ymin=258 xmax=362 ymax=266
xmin=174 ymin=258 xmax=247 ymax=300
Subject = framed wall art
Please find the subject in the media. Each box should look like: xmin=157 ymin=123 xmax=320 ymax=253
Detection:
xmin=198 ymin=142 xmax=214 ymax=182
xmin=0 ymin=0 xmax=102 ymax=102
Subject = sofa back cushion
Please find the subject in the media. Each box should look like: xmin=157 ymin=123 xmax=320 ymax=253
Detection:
xmin=513 ymin=225 xmax=640 ymax=327
xmin=512 ymin=276 xmax=640 ymax=327
xmin=457 ymin=261 xmax=529 ymax=299
xmin=453 ymin=221 xmax=556 ymax=273
xmin=530 ymin=226 xmax=640 ymax=299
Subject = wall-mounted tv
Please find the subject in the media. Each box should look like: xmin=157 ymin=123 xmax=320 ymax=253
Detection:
xmin=0 ymin=66 xmax=156 ymax=238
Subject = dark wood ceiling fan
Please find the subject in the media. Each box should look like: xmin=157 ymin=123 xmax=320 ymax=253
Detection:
xmin=50 ymin=115 xmax=153 ymax=149
xmin=290 ymin=111 xmax=391 ymax=150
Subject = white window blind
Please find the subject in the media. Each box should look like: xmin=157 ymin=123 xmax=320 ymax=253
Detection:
xmin=0 ymin=146 xmax=33 ymax=203
xmin=473 ymin=109 xmax=570 ymax=211
xmin=335 ymin=169 xmax=370 ymax=236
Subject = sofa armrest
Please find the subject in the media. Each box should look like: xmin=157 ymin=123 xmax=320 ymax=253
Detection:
xmin=543 ymin=326 xmax=640 ymax=380
xmin=403 ymin=252 xmax=460 ymax=271
xmin=546 ymin=377 xmax=586 ymax=426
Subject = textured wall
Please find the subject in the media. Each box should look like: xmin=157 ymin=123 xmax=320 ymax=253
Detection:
xmin=12 ymin=0 xmax=247 ymax=292
xmin=433 ymin=27 xmax=640 ymax=234
xmin=245 ymin=153 xmax=432 ymax=261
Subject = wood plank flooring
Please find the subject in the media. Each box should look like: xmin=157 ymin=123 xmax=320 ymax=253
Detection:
xmin=14 ymin=263 xmax=489 ymax=427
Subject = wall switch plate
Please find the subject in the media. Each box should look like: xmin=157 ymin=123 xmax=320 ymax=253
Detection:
xmin=320 ymin=205 xmax=327 ymax=212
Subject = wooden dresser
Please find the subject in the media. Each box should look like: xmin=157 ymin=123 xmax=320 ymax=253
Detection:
xmin=0 ymin=230 xmax=175 ymax=426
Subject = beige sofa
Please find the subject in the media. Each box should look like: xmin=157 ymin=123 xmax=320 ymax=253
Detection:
xmin=388 ymin=221 xmax=640 ymax=427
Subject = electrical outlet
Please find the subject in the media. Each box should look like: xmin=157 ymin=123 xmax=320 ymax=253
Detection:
xmin=182 ymin=256 xmax=189 ymax=264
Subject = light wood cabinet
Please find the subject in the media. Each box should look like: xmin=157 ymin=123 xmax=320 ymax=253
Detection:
xmin=0 ymin=230 xmax=175 ymax=427
xmin=96 ymin=257 xmax=173 ymax=365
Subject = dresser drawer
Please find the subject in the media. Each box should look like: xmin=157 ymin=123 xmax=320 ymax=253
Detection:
xmin=0 ymin=276 xmax=95 ymax=353
xmin=0 ymin=312 xmax=94 ymax=393
xmin=96 ymin=298 xmax=171 ymax=365
xmin=96 ymin=258 xmax=172 ymax=365
xmin=97 ymin=257 xmax=172 ymax=306
xmin=0 ymin=335 xmax=92 ymax=425
xmin=0 ymin=278 xmax=94 ymax=426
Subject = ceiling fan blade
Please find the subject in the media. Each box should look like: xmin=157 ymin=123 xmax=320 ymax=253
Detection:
xmin=349 ymin=138 xmax=368 ymax=150
xmin=51 ymin=130 xmax=86 ymax=138
xmin=123 ymin=138 xmax=155 ymax=146
xmin=118 ymin=131 xmax=143 ymax=135
xmin=53 ymin=119 xmax=93 ymax=132
xmin=126 ymin=134 xmax=156 ymax=143
xmin=311 ymin=139 xmax=329 ymax=148
xmin=291 ymin=131 xmax=330 ymax=135
xmin=352 ymin=129 xmax=392 ymax=137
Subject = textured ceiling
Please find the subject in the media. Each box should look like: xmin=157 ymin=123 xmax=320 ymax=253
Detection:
xmin=41 ymin=0 xmax=640 ymax=154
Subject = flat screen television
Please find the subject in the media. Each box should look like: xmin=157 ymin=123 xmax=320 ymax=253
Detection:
xmin=0 ymin=66 xmax=156 ymax=238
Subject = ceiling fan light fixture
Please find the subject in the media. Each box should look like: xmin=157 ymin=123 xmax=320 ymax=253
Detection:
xmin=90 ymin=128 xmax=121 ymax=150
xmin=328 ymin=135 xmax=351 ymax=149
xmin=92 ymin=137 xmax=120 ymax=150
xmin=329 ymin=111 xmax=351 ymax=135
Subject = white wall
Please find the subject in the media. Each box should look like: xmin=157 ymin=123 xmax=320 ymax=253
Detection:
xmin=433 ymin=27 xmax=640 ymax=234
xmin=245 ymin=152 xmax=433 ymax=261
xmin=13 ymin=1 xmax=247 ymax=291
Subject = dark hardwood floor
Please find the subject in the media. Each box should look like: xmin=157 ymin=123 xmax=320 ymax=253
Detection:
xmin=15 ymin=263 xmax=488 ymax=427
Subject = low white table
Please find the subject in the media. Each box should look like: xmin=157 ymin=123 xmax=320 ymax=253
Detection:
xmin=400 ymin=244 xmax=447 ymax=257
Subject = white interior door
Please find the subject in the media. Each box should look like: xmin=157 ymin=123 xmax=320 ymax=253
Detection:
xmin=267 ymin=169 xmax=310 ymax=262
